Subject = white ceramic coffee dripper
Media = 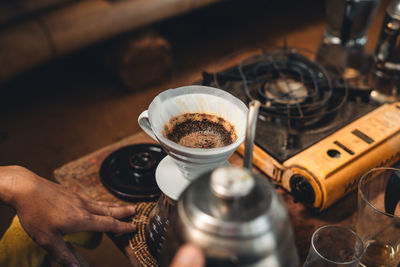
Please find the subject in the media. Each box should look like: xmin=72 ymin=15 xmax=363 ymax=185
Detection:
xmin=138 ymin=85 xmax=248 ymax=200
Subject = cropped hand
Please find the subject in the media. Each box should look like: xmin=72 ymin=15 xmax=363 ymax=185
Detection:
xmin=0 ymin=166 xmax=137 ymax=267
xmin=170 ymin=244 xmax=205 ymax=267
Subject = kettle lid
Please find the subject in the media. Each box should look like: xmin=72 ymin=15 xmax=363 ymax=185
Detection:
xmin=210 ymin=167 xmax=255 ymax=199
xmin=178 ymin=166 xmax=283 ymax=238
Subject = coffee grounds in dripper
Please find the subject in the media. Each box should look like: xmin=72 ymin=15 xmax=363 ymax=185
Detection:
xmin=163 ymin=113 xmax=237 ymax=149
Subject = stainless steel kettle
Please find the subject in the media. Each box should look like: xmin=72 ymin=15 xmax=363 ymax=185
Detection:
xmin=160 ymin=166 xmax=300 ymax=267
xmin=159 ymin=101 xmax=300 ymax=266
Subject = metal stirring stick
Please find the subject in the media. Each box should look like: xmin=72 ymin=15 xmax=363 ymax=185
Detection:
xmin=243 ymin=100 xmax=261 ymax=169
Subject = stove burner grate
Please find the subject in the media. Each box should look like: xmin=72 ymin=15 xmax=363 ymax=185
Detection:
xmin=211 ymin=47 xmax=348 ymax=126
xmin=241 ymin=48 xmax=347 ymax=119
xmin=202 ymin=46 xmax=377 ymax=162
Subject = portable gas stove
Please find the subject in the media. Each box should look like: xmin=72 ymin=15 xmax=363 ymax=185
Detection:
xmin=201 ymin=47 xmax=400 ymax=210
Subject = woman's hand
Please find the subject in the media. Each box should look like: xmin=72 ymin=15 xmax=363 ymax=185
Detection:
xmin=0 ymin=165 xmax=137 ymax=267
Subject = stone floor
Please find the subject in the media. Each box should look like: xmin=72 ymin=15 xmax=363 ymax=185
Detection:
xmin=0 ymin=0 xmax=390 ymax=265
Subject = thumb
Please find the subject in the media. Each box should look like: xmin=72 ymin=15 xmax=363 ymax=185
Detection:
xmin=49 ymin=237 xmax=81 ymax=267
xmin=170 ymin=244 xmax=205 ymax=267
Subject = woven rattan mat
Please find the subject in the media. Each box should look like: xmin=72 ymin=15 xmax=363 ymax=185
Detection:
xmin=129 ymin=201 xmax=158 ymax=267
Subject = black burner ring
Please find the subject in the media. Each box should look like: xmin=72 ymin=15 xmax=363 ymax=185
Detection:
xmin=129 ymin=152 xmax=156 ymax=170
xmin=100 ymin=144 xmax=167 ymax=202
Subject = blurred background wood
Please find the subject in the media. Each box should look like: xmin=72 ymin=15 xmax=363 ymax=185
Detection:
xmin=0 ymin=0 xmax=223 ymax=84
xmin=0 ymin=0 xmax=78 ymax=25
xmin=101 ymin=29 xmax=173 ymax=92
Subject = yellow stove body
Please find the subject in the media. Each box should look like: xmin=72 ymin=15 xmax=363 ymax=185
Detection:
xmin=239 ymin=102 xmax=400 ymax=211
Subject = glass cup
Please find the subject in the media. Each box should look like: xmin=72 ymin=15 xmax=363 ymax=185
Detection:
xmin=357 ymin=167 xmax=400 ymax=267
xmin=303 ymin=225 xmax=364 ymax=267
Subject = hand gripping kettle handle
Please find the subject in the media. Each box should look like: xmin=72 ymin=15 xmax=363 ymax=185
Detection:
xmin=138 ymin=110 xmax=157 ymax=141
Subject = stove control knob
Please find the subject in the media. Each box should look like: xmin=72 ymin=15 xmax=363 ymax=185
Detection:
xmin=289 ymin=175 xmax=315 ymax=205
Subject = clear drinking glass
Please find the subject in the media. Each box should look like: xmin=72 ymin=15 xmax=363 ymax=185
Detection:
xmin=303 ymin=225 xmax=364 ymax=267
xmin=357 ymin=167 xmax=400 ymax=267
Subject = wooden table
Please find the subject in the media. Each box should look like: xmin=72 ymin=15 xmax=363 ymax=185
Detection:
xmin=54 ymin=131 xmax=359 ymax=266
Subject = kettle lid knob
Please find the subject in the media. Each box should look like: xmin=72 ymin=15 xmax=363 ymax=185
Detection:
xmin=210 ymin=167 xmax=255 ymax=200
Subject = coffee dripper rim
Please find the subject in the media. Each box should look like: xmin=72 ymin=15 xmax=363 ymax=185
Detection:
xmin=147 ymin=85 xmax=249 ymax=156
